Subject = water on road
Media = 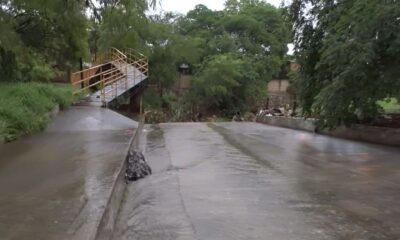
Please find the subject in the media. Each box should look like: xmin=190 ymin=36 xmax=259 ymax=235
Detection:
xmin=113 ymin=122 xmax=400 ymax=240
xmin=0 ymin=107 xmax=136 ymax=240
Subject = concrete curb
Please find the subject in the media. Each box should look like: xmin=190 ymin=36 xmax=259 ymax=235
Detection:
xmin=93 ymin=114 xmax=146 ymax=240
xmin=93 ymin=141 xmax=130 ymax=240
xmin=257 ymin=116 xmax=400 ymax=147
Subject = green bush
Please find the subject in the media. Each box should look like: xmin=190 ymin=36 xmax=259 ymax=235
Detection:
xmin=143 ymin=89 xmax=163 ymax=109
xmin=0 ymin=83 xmax=72 ymax=142
xmin=243 ymin=112 xmax=256 ymax=122
xmin=145 ymin=110 xmax=167 ymax=124
xmin=22 ymin=55 xmax=56 ymax=83
xmin=378 ymin=98 xmax=400 ymax=114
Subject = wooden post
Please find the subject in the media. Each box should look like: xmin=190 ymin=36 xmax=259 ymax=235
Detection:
xmin=140 ymin=96 xmax=143 ymax=115
xmin=100 ymin=74 xmax=104 ymax=104
xmin=292 ymin=99 xmax=297 ymax=116
xmin=68 ymin=69 xmax=74 ymax=102
xmin=125 ymin=64 xmax=128 ymax=90
xmin=134 ymin=62 xmax=136 ymax=85
xmin=67 ymin=69 xmax=72 ymax=84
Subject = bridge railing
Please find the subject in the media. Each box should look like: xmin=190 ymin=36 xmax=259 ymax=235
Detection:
xmin=123 ymin=48 xmax=149 ymax=77
xmin=92 ymin=48 xmax=127 ymax=66
xmin=70 ymin=47 xmax=148 ymax=104
xmin=70 ymin=48 xmax=128 ymax=102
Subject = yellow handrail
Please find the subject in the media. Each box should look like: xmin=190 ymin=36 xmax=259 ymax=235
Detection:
xmin=70 ymin=47 xmax=149 ymax=105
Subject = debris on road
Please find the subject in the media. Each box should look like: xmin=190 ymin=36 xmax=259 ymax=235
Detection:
xmin=125 ymin=150 xmax=151 ymax=182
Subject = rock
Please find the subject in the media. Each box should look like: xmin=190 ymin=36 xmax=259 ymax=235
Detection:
xmin=125 ymin=150 xmax=152 ymax=183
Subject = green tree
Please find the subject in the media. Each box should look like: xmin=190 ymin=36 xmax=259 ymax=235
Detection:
xmin=288 ymin=0 xmax=400 ymax=128
xmin=147 ymin=13 xmax=203 ymax=93
xmin=0 ymin=0 xmax=89 ymax=82
xmin=95 ymin=0 xmax=149 ymax=51
xmin=178 ymin=1 xmax=289 ymax=79
xmin=175 ymin=1 xmax=289 ymax=115
xmin=86 ymin=0 xmax=160 ymax=54
xmin=192 ymin=54 xmax=264 ymax=115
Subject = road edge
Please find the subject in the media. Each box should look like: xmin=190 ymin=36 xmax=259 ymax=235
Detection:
xmin=93 ymin=114 xmax=146 ymax=240
xmin=257 ymin=116 xmax=400 ymax=147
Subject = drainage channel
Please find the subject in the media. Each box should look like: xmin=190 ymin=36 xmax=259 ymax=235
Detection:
xmin=95 ymin=114 xmax=152 ymax=240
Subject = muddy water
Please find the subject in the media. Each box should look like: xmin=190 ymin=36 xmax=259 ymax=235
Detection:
xmin=113 ymin=122 xmax=400 ymax=240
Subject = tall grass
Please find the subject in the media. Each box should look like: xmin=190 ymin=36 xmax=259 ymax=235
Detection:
xmin=0 ymin=83 xmax=73 ymax=142
xmin=378 ymin=98 xmax=400 ymax=114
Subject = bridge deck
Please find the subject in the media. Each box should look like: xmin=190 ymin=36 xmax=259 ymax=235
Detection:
xmin=113 ymin=122 xmax=400 ymax=240
xmin=70 ymin=48 xmax=148 ymax=107
xmin=89 ymin=63 xmax=147 ymax=105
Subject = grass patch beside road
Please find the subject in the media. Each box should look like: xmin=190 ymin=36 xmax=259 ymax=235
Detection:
xmin=0 ymin=83 xmax=73 ymax=142
xmin=378 ymin=98 xmax=400 ymax=114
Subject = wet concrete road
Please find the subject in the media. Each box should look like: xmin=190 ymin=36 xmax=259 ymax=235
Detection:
xmin=114 ymin=122 xmax=400 ymax=240
xmin=0 ymin=106 xmax=136 ymax=240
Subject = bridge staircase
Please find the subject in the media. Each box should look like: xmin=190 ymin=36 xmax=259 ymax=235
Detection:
xmin=70 ymin=48 xmax=148 ymax=107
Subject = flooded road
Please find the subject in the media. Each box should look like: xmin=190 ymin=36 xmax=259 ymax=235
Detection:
xmin=113 ymin=122 xmax=400 ymax=240
xmin=0 ymin=107 xmax=136 ymax=240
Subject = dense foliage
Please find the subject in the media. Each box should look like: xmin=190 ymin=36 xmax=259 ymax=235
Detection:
xmin=148 ymin=1 xmax=290 ymax=115
xmin=0 ymin=0 xmax=289 ymax=118
xmin=3 ymin=0 xmax=398 ymax=128
xmin=0 ymin=83 xmax=73 ymax=141
xmin=0 ymin=0 xmax=89 ymax=82
xmin=0 ymin=0 xmax=157 ymax=141
xmin=192 ymin=54 xmax=264 ymax=115
xmin=94 ymin=0 xmax=150 ymax=51
xmin=287 ymin=0 xmax=400 ymax=128
xmin=146 ymin=13 xmax=203 ymax=91
xmin=0 ymin=0 xmax=158 ymax=83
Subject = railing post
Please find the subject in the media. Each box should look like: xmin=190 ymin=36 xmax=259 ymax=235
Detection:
xmin=100 ymin=73 xmax=105 ymax=104
xmin=68 ymin=69 xmax=74 ymax=102
xmin=69 ymin=48 xmax=147 ymax=105
xmin=68 ymin=69 xmax=73 ymax=84
xmin=125 ymin=63 xmax=128 ymax=90
xmin=114 ymin=79 xmax=117 ymax=98
xmin=85 ymin=71 xmax=90 ymax=95
xmin=134 ymin=63 xmax=136 ymax=86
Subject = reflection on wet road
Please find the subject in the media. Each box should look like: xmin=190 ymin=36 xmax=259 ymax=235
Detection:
xmin=0 ymin=107 xmax=136 ymax=240
xmin=113 ymin=122 xmax=400 ymax=240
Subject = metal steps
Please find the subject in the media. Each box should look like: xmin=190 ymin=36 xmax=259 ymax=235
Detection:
xmin=89 ymin=62 xmax=147 ymax=104
xmin=70 ymin=48 xmax=148 ymax=107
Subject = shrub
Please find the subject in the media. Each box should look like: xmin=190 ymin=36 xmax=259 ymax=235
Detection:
xmin=0 ymin=83 xmax=72 ymax=142
xmin=243 ymin=112 xmax=256 ymax=122
xmin=145 ymin=110 xmax=167 ymax=124
xmin=378 ymin=98 xmax=400 ymax=114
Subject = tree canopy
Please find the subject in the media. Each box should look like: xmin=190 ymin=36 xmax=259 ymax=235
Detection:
xmin=173 ymin=1 xmax=290 ymax=114
xmin=0 ymin=0 xmax=157 ymax=82
xmin=287 ymin=0 xmax=400 ymax=128
xmin=1 ymin=0 xmax=291 ymax=117
xmin=192 ymin=54 xmax=264 ymax=115
xmin=0 ymin=0 xmax=89 ymax=82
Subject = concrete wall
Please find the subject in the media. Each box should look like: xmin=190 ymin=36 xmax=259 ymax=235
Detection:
xmin=258 ymin=116 xmax=316 ymax=132
xmin=267 ymin=92 xmax=293 ymax=109
xmin=266 ymin=80 xmax=293 ymax=108
xmin=289 ymin=62 xmax=300 ymax=72
xmin=257 ymin=116 xmax=400 ymax=147
xmin=172 ymin=73 xmax=192 ymax=92
xmin=267 ymin=79 xmax=290 ymax=93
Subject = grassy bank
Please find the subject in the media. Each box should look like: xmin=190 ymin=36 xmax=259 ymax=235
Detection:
xmin=378 ymin=98 xmax=400 ymax=114
xmin=0 ymin=83 xmax=73 ymax=142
